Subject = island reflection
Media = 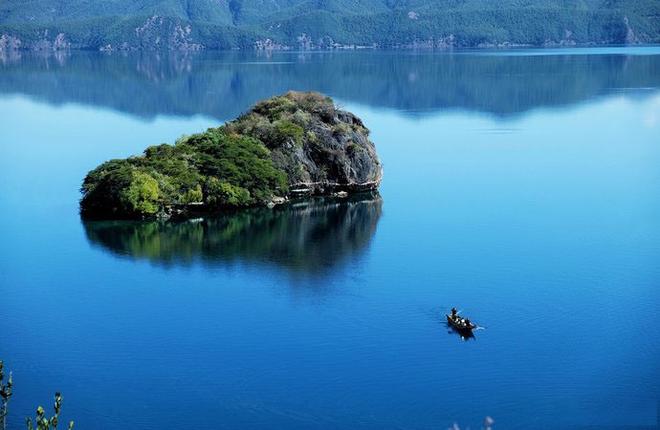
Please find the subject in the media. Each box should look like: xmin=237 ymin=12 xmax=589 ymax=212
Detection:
xmin=83 ymin=193 xmax=382 ymax=274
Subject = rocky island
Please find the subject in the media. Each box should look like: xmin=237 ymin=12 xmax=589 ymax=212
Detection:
xmin=80 ymin=91 xmax=382 ymax=219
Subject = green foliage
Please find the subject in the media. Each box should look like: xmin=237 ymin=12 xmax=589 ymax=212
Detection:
xmin=346 ymin=142 xmax=364 ymax=155
xmin=227 ymin=92 xmax=334 ymax=145
xmin=1 ymin=362 xmax=73 ymax=430
xmin=259 ymin=1 xmax=660 ymax=47
xmin=1 ymin=361 xmax=13 ymax=430
xmin=81 ymin=121 xmax=289 ymax=218
xmin=24 ymin=393 xmax=73 ymax=430
xmin=332 ymin=122 xmax=352 ymax=135
xmin=121 ymin=171 xmax=161 ymax=215
xmin=252 ymin=95 xmax=297 ymax=119
xmin=80 ymin=159 xmax=137 ymax=217
xmin=204 ymin=178 xmax=251 ymax=206
xmin=273 ymin=120 xmax=304 ymax=146
xmin=0 ymin=0 xmax=659 ymax=48
xmin=182 ymin=184 xmax=204 ymax=204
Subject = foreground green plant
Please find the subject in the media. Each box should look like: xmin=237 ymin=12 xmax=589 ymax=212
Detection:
xmin=80 ymin=127 xmax=288 ymax=219
xmin=0 ymin=361 xmax=13 ymax=430
xmin=25 ymin=392 xmax=74 ymax=430
xmin=1 ymin=360 xmax=75 ymax=430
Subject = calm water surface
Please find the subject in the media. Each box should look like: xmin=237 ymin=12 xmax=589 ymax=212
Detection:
xmin=1 ymin=48 xmax=659 ymax=430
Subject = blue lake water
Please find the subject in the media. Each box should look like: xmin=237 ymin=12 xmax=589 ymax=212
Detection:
xmin=1 ymin=48 xmax=659 ymax=429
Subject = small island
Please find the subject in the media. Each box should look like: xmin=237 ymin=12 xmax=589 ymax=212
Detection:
xmin=80 ymin=91 xmax=382 ymax=219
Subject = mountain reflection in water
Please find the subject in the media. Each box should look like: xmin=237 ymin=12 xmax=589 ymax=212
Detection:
xmin=1 ymin=49 xmax=658 ymax=120
xmin=83 ymin=193 xmax=382 ymax=274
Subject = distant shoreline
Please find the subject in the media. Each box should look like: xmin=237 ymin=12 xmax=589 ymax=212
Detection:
xmin=2 ymin=42 xmax=659 ymax=54
xmin=0 ymin=43 xmax=660 ymax=56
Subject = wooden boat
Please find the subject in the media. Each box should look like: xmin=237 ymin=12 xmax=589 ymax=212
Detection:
xmin=446 ymin=313 xmax=476 ymax=333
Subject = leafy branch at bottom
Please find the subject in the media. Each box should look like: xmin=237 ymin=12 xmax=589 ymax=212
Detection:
xmin=0 ymin=360 xmax=74 ymax=430
xmin=25 ymin=392 xmax=74 ymax=430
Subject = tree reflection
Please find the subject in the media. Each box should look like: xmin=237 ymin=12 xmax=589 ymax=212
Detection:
xmin=83 ymin=193 xmax=382 ymax=274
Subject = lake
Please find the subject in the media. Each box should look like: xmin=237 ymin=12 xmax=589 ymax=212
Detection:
xmin=1 ymin=47 xmax=659 ymax=430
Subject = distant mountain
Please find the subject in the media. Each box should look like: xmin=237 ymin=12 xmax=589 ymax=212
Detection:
xmin=1 ymin=0 xmax=659 ymax=50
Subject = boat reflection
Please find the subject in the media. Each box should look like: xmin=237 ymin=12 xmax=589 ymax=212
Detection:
xmin=447 ymin=324 xmax=476 ymax=341
xmin=83 ymin=193 xmax=382 ymax=275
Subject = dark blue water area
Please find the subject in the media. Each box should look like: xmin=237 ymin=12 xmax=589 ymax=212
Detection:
xmin=1 ymin=48 xmax=659 ymax=429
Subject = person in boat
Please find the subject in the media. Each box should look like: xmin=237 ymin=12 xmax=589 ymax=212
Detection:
xmin=464 ymin=318 xmax=472 ymax=329
xmin=451 ymin=308 xmax=458 ymax=319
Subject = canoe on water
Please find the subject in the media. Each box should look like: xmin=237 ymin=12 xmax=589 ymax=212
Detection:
xmin=446 ymin=314 xmax=476 ymax=332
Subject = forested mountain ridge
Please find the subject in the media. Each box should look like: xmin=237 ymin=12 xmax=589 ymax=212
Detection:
xmin=1 ymin=0 xmax=659 ymax=50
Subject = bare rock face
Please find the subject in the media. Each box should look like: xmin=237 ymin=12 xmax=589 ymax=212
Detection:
xmin=0 ymin=31 xmax=70 ymax=51
xmin=227 ymin=91 xmax=383 ymax=196
xmin=134 ymin=16 xmax=204 ymax=51
xmin=0 ymin=34 xmax=21 ymax=51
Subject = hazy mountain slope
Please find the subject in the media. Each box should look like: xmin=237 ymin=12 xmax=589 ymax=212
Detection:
xmin=261 ymin=5 xmax=652 ymax=47
xmin=0 ymin=0 xmax=234 ymax=24
xmin=0 ymin=0 xmax=658 ymax=49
